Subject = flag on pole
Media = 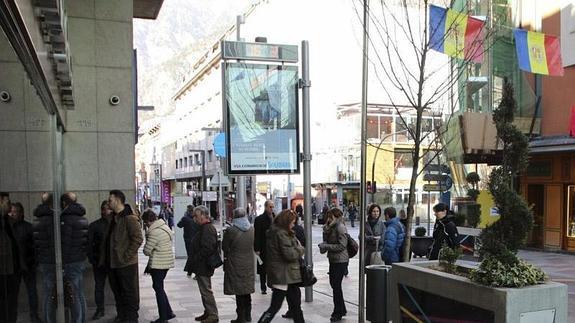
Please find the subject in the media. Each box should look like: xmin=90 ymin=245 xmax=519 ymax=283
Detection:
xmin=513 ymin=28 xmax=564 ymax=76
xmin=429 ymin=5 xmax=485 ymax=63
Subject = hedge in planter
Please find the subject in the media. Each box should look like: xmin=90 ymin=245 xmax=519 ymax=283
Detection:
xmin=471 ymin=78 xmax=546 ymax=287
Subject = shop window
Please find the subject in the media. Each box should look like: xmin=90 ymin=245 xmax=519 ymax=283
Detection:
xmin=367 ymin=115 xmax=379 ymax=139
xmin=568 ymin=186 xmax=575 ymax=237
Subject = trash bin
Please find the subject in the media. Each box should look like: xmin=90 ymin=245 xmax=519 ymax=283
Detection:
xmin=366 ymin=264 xmax=391 ymax=323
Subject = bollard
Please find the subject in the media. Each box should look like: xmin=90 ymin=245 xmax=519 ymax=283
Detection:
xmin=366 ymin=265 xmax=391 ymax=323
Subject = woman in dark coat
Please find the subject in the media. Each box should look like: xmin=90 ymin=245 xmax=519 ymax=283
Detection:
xmin=364 ymin=204 xmax=385 ymax=265
xmin=223 ymin=208 xmax=255 ymax=323
xmin=179 ymin=205 xmax=200 ymax=276
xmin=319 ymin=208 xmax=349 ymax=322
xmin=257 ymin=210 xmax=305 ymax=323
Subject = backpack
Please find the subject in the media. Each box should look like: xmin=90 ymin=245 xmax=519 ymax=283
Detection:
xmin=346 ymin=233 xmax=359 ymax=258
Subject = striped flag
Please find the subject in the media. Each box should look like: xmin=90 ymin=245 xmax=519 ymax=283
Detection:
xmin=429 ymin=5 xmax=485 ymax=63
xmin=513 ymin=28 xmax=564 ymax=76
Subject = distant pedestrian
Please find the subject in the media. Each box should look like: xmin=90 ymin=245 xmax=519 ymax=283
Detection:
xmin=179 ymin=204 xmax=200 ymax=278
xmin=142 ymin=210 xmax=176 ymax=323
xmin=0 ymin=193 xmax=20 ymax=323
xmin=381 ymin=207 xmax=406 ymax=265
xmin=347 ymin=202 xmax=357 ymax=227
xmin=319 ymin=208 xmax=349 ymax=322
xmin=254 ymin=200 xmax=275 ymax=294
xmin=428 ymin=203 xmax=459 ymax=260
xmin=34 ymin=192 xmax=89 ymax=323
xmin=223 ymin=208 xmax=255 ymax=323
xmin=258 ymin=210 xmax=305 ymax=323
xmin=9 ymin=202 xmax=41 ymax=323
xmin=87 ymin=200 xmax=112 ymax=320
xmin=364 ymin=204 xmax=385 ymax=266
xmin=399 ymin=209 xmax=408 ymax=228
xmin=105 ymin=190 xmax=143 ymax=323
xmin=189 ymin=205 xmax=219 ymax=323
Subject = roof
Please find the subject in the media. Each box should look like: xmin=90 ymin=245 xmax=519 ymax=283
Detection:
xmin=134 ymin=0 xmax=164 ymax=19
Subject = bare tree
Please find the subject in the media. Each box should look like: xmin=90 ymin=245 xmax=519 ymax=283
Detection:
xmin=353 ymin=0 xmax=497 ymax=260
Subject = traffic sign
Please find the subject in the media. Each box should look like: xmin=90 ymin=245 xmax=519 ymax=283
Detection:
xmin=423 ymin=173 xmax=448 ymax=182
xmin=423 ymin=164 xmax=450 ymax=174
xmin=213 ymin=132 xmax=226 ymax=158
xmin=209 ymin=172 xmax=230 ymax=187
xmin=423 ymin=184 xmax=447 ymax=191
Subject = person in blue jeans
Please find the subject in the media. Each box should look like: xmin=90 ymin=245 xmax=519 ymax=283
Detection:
xmin=33 ymin=192 xmax=89 ymax=323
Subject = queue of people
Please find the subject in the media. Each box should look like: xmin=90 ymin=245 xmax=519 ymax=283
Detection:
xmin=0 ymin=190 xmax=460 ymax=323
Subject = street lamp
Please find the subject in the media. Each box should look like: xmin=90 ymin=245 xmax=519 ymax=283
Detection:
xmin=189 ymin=149 xmax=206 ymax=193
xmin=369 ymin=130 xmax=408 ymax=202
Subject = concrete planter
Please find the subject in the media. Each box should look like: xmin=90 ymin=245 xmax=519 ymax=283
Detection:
xmin=390 ymin=261 xmax=567 ymax=323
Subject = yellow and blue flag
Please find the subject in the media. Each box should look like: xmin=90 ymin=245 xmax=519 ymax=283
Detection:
xmin=513 ymin=28 xmax=564 ymax=76
xmin=429 ymin=5 xmax=485 ymax=63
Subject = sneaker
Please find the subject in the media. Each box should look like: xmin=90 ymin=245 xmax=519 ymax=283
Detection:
xmin=261 ymin=290 xmax=267 ymax=295
xmin=330 ymin=315 xmax=343 ymax=322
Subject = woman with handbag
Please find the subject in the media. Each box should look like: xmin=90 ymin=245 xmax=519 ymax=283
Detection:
xmin=258 ymin=210 xmax=305 ymax=323
xmin=319 ymin=208 xmax=349 ymax=322
xmin=364 ymin=204 xmax=386 ymax=266
xmin=142 ymin=210 xmax=176 ymax=323
xmin=223 ymin=208 xmax=255 ymax=323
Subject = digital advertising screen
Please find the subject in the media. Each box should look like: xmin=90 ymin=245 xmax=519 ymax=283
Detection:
xmin=223 ymin=62 xmax=299 ymax=175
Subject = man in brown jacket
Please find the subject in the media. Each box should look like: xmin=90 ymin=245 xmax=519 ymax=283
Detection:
xmin=105 ymin=190 xmax=143 ymax=323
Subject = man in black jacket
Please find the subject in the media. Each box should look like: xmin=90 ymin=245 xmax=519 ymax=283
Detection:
xmin=87 ymin=200 xmax=112 ymax=320
xmin=253 ymin=200 xmax=275 ymax=294
xmin=0 ymin=193 xmax=20 ymax=323
xmin=428 ymin=203 xmax=459 ymax=260
xmin=34 ymin=192 xmax=89 ymax=323
xmin=189 ymin=205 xmax=219 ymax=323
xmin=9 ymin=202 xmax=41 ymax=323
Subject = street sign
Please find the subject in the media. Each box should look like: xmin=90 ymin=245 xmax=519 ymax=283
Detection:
xmin=423 ymin=184 xmax=448 ymax=191
xmin=423 ymin=164 xmax=450 ymax=174
xmin=209 ymin=172 xmax=230 ymax=187
xmin=202 ymin=191 xmax=218 ymax=201
xmin=423 ymin=173 xmax=448 ymax=182
xmin=213 ymin=132 xmax=226 ymax=158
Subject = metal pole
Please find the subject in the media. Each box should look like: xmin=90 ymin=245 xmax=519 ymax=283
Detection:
xmin=201 ymin=150 xmax=206 ymax=193
xmin=51 ymin=114 xmax=65 ymax=322
xmin=359 ymin=0 xmax=369 ymax=321
xmin=236 ymin=15 xmax=247 ymax=209
xmin=301 ymin=40 xmax=313 ymax=302
xmin=219 ymin=164 xmax=224 ymax=227
xmin=287 ymin=174 xmax=291 ymax=210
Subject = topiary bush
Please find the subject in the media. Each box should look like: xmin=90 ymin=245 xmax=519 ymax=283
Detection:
xmin=471 ymin=78 xmax=545 ymax=287
xmin=414 ymin=226 xmax=426 ymax=237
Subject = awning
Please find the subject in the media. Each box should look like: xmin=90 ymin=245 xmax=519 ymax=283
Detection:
xmin=529 ymin=135 xmax=575 ymax=154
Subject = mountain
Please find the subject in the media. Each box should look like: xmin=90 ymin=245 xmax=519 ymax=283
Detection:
xmin=134 ymin=0 xmax=256 ymax=120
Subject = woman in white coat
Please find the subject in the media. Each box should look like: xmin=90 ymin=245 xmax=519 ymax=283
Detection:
xmin=142 ymin=210 xmax=176 ymax=323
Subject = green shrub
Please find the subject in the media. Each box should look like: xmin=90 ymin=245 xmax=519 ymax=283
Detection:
xmin=467 ymin=188 xmax=480 ymax=201
xmin=453 ymin=212 xmax=466 ymax=226
xmin=469 ymin=255 xmax=546 ymax=287
xmin=466 ymin=204 xmax=481 ymax=228
xmin=414 ymin=226 xmax=426 ymax=237
xmin=438 ymin=245 xmax=461 ymax=273
xmin=471 ymin=78 xmax=541 ymax=288
xmin=466 ymin=172 xmax=480 ymax=188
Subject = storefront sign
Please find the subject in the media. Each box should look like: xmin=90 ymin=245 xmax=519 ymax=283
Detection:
xmin=161 ymin=181 xmax=171 ymax=204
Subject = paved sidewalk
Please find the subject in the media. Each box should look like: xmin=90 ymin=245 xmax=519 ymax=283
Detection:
xmin=16 ymin=223 xmax=575 ymax=322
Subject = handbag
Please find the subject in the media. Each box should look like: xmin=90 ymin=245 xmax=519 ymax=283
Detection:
xmin=297 ymin=258 xmax=317 ymax=287
xmin=207 ymin=252 xmax=223 ymax=269
xmin=370 ymin=251 xmax=384 ymax=265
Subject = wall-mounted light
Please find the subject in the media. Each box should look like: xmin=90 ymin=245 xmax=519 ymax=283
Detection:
xmin=0 ymin=91 xmax=11 ymax=103
xmin=109 ymin=95 xmax=120 ymax=106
